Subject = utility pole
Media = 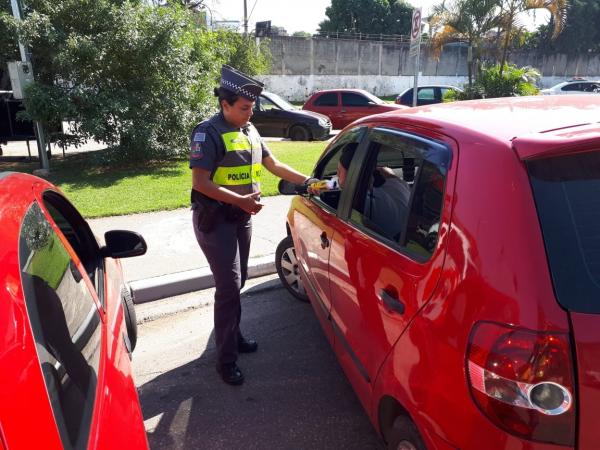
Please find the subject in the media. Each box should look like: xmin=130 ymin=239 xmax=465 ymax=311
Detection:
xmin=243 ymin=0 xmax=248 ymax=35
xmin=9 ymin=0 xmax=49 ymax=171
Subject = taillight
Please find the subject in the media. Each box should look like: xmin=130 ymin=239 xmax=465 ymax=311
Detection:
xmin=467 ymin=322 xmax=575 ymax=446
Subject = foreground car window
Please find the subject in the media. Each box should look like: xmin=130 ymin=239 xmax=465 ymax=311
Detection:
xmin=19 ymin=203 xmax=101 ymax=449
xmin=350 ymin=129 xmax=450 ymax=260
xmin=528 ymin=150 xmax=600 ymax=314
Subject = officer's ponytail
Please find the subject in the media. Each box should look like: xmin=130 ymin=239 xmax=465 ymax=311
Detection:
xmin=214 ymin=87 xmax=240 ymax=108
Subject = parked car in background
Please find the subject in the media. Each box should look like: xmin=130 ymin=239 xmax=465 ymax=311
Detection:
xmin=395 ymin=85 xmax=463 ymax=106
xmin=251 ymin=91 xmax=331 ymax=141
xmin=540 ymin=78 xmax=600 ymax=95
xmin=302 ymin=89 xmax=406 ymax=130
xmin=276 ymin=95 xmax=600 ymax=449
xmin=0 ymin=172 xmax=148 ymax=450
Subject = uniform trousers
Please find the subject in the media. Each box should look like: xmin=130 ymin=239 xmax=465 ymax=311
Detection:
xmin=193 ymin=210 xmax=252 ymax=365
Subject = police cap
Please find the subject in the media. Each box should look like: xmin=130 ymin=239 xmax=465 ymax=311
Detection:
xmin=220 ymin=65 xmax=264 ymax=101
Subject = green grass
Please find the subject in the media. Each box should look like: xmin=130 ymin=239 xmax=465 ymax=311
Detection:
xmin=3 ymin=140 xmax=327 ymax=218
xmin=26 ymin=234 xmax=69 ymax=289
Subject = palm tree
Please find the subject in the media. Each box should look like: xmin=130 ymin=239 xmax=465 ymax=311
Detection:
xmin=429 ymin=0 xmax=501 ymax=86
xmin=498 ymin=0 xmax=569 ymax=73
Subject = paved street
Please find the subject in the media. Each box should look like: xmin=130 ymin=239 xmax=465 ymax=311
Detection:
xmin=133 ymin=275 xmax=383 ymax=450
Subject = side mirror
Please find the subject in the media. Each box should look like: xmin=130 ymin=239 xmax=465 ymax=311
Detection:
xmin=101 ymin=230 xmax=147 ymax=259
xmin=278 ymin=179 xmax=309 ymax=195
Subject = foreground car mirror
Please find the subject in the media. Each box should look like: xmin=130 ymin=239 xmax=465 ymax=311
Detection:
xmin=101 ymin=230 xmax=147 ymax=259
xmin=278 ymin=179 xmax=309 ymax=196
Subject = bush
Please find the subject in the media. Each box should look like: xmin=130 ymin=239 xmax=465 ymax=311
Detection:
xmin=445 ymin=63 xmax=540 ymax=101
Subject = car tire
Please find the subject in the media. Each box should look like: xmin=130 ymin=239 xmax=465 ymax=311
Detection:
xmin=275 ymin=235 xmax=309 ymax=302
xmin=386 ymin=416 xmax=426 ymax=450
xmin=121 ymin=285 xmax=138 ymax=352
xmin=289 ymin=125 xmax=311 ymax=141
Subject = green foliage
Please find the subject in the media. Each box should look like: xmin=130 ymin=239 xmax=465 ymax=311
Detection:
xmin=11 ymin=0 xmax=270 ymax=161
xmin=0 ymin=0 xmax=20 ymax=89
xmin=318 ymin=0 xmax=412 ymax=36
xmin=526 ymin=0 xmax=600 ymax=53
xmin=448 ymin=64 xmax=540 ymax=100
xmin=292 ymin=31 xmax=312 ymax=38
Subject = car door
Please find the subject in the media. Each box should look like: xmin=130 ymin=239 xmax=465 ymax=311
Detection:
xmin=310 ymin=92 xmax=341 ymax=129
xmin=416 ymin=87 xmax=437 ymax=106
xmin=327 ymin=126 xmax=454 ymax=408
xmin=252 ymin=96 xmax=285 ymax=137
xmin=291 ymin=127 xmax=366 ymax=333
xmin=340 ymin=92 xmax=373 ymax=127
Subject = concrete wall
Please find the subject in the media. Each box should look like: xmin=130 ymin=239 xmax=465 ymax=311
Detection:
xmin=261 ymin=36 xmax=600 ymax=101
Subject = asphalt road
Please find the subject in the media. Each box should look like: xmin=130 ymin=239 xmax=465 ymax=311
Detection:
xmin=133 ymin=276 xmax=384 ymax=450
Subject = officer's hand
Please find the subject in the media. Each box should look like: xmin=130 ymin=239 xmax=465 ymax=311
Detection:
xmin=237 ymin=192 xmax=263 ymax=215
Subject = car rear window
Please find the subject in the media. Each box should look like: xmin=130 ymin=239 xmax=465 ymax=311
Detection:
xmin=19 ymin=202 xmax=101 ymax=449
xmin=527 ymin=150 xmax=600 ymax=313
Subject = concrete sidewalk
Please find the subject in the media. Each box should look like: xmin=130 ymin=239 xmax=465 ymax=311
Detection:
xmin=88 ymin=195 xmax=293 ymax=303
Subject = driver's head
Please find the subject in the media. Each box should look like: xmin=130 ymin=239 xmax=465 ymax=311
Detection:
xmin=337 ymin=144 xmax=357 ymax=187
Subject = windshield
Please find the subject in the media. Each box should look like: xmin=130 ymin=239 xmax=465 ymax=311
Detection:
xmin=361 ymin=91 xmax=384 ymax=104
xmin=527 ymin=150 xmax=600 ymax=314
xmin=263 ymin=92 xmax=295 ymax=111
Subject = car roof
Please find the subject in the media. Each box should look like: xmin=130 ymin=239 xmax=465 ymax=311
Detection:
xmin=312 ymin=88 xmax=371 ymax=95
xmin=364 ymin=95 xmax=600 ymax=145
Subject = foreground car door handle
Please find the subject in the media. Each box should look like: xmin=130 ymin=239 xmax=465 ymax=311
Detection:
xmin=378 ymin=289 xmax=405 ymax=315
xmin=320 ymin=231 xmax=330 ymax=249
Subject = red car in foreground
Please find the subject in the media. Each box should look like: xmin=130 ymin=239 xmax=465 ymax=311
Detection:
xmin=277 ymin=95 xmax=600 ymax=449
xmin=0 ymin=172 xmax=148 ymax=449
xmin=302 ymin=88 xmax=407 ymax=129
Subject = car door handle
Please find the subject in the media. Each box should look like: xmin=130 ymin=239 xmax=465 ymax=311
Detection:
xmin=320 ymin=231 xmax=330 ymax=249
xmin=378 ymin=289 xmax=405 ymax=315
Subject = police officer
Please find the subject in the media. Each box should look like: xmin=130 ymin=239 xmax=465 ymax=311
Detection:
xmin=190 ymin=65 xmax=310 ymax=385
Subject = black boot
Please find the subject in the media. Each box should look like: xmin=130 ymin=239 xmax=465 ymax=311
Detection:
xmin=217 ymin=362 xmax=244 ymax=385
xmin=238 ymin=336 xmax=258 ymax=353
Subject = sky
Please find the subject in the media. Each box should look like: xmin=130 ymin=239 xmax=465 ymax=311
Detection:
xmin=205 ymin=0 xmax=549 ymax=35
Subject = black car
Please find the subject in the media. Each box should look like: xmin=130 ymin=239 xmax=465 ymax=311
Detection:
xmin=252 ymin=91 xmax=331 ymax=141
xmin=395 ymin=85 xmax=463 ymax=106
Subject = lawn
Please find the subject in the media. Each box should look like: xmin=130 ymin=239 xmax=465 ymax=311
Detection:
xmin=3 ymin=140 xmax=327 ymax=218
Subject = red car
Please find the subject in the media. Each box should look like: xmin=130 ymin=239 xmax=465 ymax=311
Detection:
xmin=302 ymin=88 xmax=407 ymax=130
xmin=0 ymin=172 xmax=148 ymax=449
xmin=276 ymin=95 xmax=600 ymax=449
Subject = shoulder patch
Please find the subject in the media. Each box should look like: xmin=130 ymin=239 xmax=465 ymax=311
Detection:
xmin=193 ymin=132 xmax=206 ymax=142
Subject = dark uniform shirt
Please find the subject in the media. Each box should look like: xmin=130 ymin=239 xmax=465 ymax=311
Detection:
xmin=189 ymin=112 xmax=271 ymax=183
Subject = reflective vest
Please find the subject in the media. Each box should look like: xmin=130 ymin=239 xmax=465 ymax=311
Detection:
xmin=210 ymin=122 xmax=263 ymax=196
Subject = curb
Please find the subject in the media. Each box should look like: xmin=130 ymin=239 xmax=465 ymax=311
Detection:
xmin=129 ymin=254 xmax=277 ymax=304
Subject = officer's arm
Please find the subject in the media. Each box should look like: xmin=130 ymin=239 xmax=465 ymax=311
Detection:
xmin=262 ymin=155 xmax=308 ymax=184
xmin=192 ymin=168 xmax=262 ymax=214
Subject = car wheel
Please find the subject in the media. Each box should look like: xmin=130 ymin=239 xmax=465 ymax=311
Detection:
xmin=289 ymin=125 xmax=310 ymax=141
xmin=386 ymin=416 xmax=426 ymax=450
xmin=121 ymin=285 xmax=138 ymax=352
xmin=275 ymin=235 xmax=309 ymax=302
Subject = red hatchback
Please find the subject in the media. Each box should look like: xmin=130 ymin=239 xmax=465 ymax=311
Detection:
xmin=0 ymin=172 xmax=148 ymax=449
xmin=276 ymin=95 xmax=600 ymax=449
xmin=302 ymin=88 xmax=407 ymax=130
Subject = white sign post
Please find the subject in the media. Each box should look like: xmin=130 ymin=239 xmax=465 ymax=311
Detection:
xmin=409 ymin=7 xmax=422 ymax=107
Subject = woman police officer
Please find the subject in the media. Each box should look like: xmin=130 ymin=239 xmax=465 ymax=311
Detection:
xmin=189 ymin=65 xmax=310 ymax=385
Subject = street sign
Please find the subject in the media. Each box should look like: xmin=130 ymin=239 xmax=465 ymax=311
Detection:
xmin=409 ymin=7 xmax=422 ymax=58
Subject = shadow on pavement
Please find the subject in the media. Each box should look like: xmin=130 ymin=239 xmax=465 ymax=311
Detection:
xmin=137 ymin=281 xmax=383 ymax=450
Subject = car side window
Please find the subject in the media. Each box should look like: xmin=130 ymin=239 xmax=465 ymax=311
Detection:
xmin=313 ymin=92 xmax=338 ymax=107
xmin=312 ymin=127 xmax=364 ymax=211
xmin=562 ymin=83 xmax=581 ymax=92
xmin=42 ymin=191 xmax=102 ymax=294
xmin=342 ymin=92 xmax=369 ymax=107
xmin=19 ymin=202 xmax=101 ymax=450
xmin=258 ymin=96 xmax=278 ymax=111
xmin=349 ymin=129 xmax=450 ymax=260
xmin=417 ymin=88 xmax=435 ymax=101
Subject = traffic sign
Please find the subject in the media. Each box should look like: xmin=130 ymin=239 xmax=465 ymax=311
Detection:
xmin=410 ymin=7 xmax=422 ymax=42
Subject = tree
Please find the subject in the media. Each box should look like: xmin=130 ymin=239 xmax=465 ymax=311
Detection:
xmin=0 ymin=0 xmax=20 ymax=89
xmin=318 ymin=0 xmax=412 ymax=36
xmin=527 ymin=0 xmax=600 ymax=53
xmin=429 ymin=0 xmax=501 ymax=86
xmin=11 ymin=0 xmax=270 ymax=160
xmin=497 ymin=0 xmax=568 ymax=72
xmin=292 ymin=31 xmax=312 ymax=38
